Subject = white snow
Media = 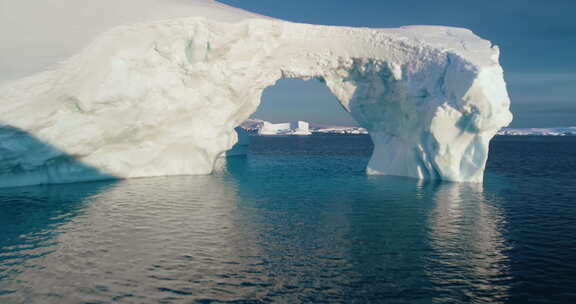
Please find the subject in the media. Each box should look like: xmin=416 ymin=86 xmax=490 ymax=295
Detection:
xmin=291 ymin=121 xmax=312 ymax=136
xmin=258 ymin=121 xmax=311 ymax=136
xmin=314 ymin=127 xmax=369 ymax=135
xmin=242 ymin=119 xmax=367 ymax=135
xmin=0 ymin=0 xmax=266 ymax=83
xmin=497 ymin=127 xmax=576 ymax=136
xmin=240 ymin=118 xmax=266 ymax=132
xmin=0 ymin=0 xmax=512 ymax=187
xmin=259 ymin=122 xmax=292 ymax=136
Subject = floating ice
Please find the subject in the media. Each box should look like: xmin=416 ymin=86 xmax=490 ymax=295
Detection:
xmin=257 ymin=121 xmax=311 ymax=136
xmin=0 ymin=0 xmax=512 ymax=187
xmin=498 ymin=127 xmax=576 ymax=136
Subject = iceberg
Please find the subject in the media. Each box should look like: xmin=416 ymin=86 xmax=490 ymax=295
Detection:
xmin=242 ymin=119 xmax=366 ymax=135
xmin=258 ymin=121 xmax=311 ymax=136
xmin=0 ymin=0 xmax=512 ymax=187
xmin=291 ymin=121 xmax=312 ymax=136
xmin=313 ymin=127 xmax=369 ymax=135
xmin=259 ymin=122 xmax=292 ymax=136
xmin=497 ymin=127 xmax=576 ymax=136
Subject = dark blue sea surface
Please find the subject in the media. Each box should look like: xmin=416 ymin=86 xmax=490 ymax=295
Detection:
xmin=0 ymin=135 xmax=575 ymax=303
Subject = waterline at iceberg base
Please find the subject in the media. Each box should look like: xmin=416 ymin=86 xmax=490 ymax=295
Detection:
xmin=0 ymin=1 xmax=512 ymax=187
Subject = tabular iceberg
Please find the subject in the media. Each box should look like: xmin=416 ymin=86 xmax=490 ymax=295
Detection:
xmin=0 ymin=0 xmax=512 ymax=187
xmin=258 ymin=121 xmax=311 ymax=136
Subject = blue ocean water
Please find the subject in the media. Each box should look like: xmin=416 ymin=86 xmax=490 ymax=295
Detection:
xmin=0 ymin=135 xmax=575 ymax=303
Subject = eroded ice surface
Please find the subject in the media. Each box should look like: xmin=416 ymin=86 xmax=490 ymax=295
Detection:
xmin=0 ymin=0 xmax=512 ymax=187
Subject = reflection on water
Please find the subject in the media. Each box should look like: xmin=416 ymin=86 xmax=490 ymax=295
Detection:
xmin=427 ymin=182 xmax=512 ymax=303
xmin=0 ymin=153 xmax=517 ymax=303
xmin=0 ymin=181 xmax=115 ymax=283
xmin=1 ymin=176 xmax=253 ymax=303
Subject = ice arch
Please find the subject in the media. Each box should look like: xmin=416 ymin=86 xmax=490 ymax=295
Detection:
xmin=0 ymin=17 xmax=512 ymax=187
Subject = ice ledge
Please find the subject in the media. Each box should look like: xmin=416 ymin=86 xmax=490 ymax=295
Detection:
xmin=0 ymin=17 xmax=512 ymax=187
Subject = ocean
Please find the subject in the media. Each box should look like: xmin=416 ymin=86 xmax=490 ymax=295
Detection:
xmin=0 ymin=135 xmax=575 ymax=303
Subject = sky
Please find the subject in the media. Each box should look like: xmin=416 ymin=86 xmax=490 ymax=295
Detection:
xmin=220 ymin=0 xmax=576 ymax=128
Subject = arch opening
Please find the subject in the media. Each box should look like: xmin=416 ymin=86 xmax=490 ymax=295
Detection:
xmin=254 ymin=78 xmax=358 ymax=128
xmin=226 ymin=77 xmax=374 ymax=159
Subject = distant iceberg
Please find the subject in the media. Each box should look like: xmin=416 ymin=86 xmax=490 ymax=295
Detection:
xmin=497 ymin=127 xmax=576 ymax=136
xmin=312 ymin=126 xmax=369 ymax=135
xmin=244 ymin=119 xmax=576 ymax=137
xmin=258 ymin=121 xmax=311 ymax=136
xmin=241 ymin=119 xmax=366 ymax=135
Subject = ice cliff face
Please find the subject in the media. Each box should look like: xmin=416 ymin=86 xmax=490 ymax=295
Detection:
xmin=0 ymin=1 xmax=512 ymax=187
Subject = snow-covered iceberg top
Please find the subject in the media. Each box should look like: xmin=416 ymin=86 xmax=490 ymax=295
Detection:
xmin=0 ymin=0 xmax=512 ymax=187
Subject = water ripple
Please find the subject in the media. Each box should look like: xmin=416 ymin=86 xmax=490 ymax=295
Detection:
xmin=0 ymin=136 xmax=575 ymax=303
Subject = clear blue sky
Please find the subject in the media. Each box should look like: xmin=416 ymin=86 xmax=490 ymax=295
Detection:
xmin=220 ymin=0 xmax=576 ymax=128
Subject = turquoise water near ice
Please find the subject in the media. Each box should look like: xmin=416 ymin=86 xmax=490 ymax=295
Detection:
xmin=0 ymin=135 xmax=575 ymax=303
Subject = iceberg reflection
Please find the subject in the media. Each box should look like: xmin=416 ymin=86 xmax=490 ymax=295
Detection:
xmin=1 ymin=157 xmax=515 ymax=303
xmin=0 ymin=175 xmax=267 ymax=303
xmin=427 ymin=182 xmax=512 ymax=303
